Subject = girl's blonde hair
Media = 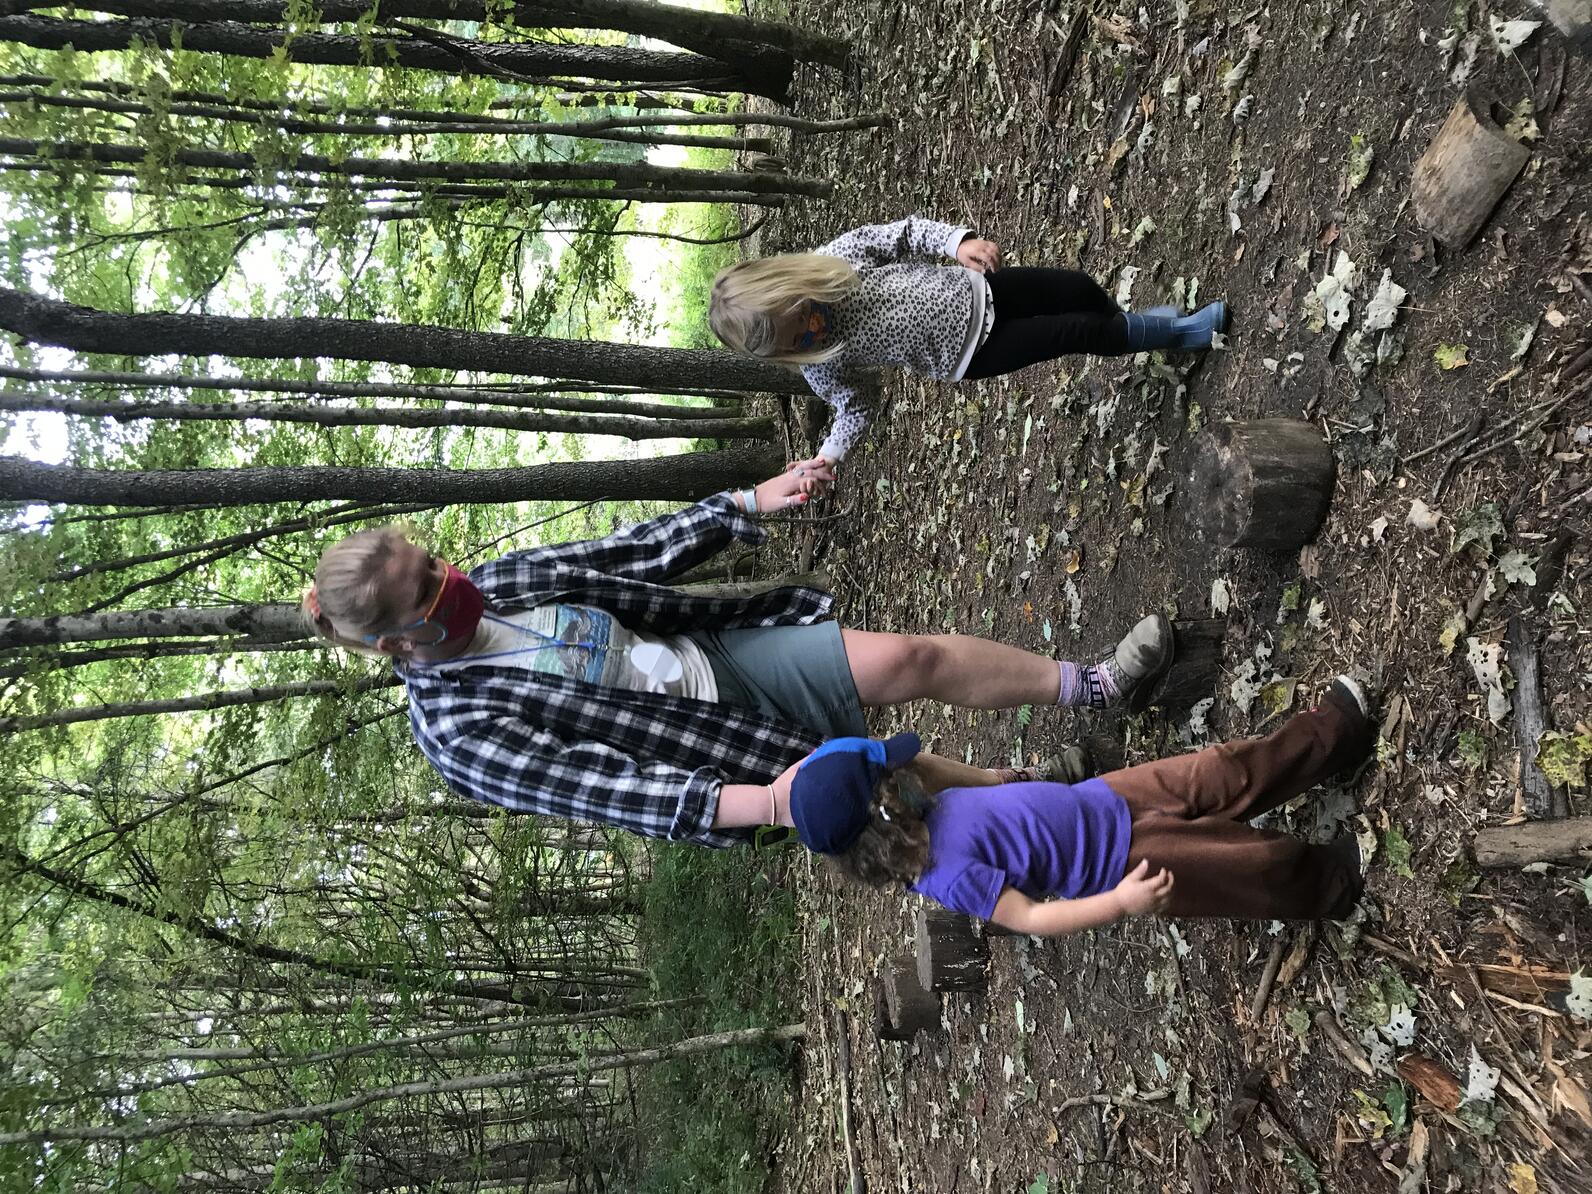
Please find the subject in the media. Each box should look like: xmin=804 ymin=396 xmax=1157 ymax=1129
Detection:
xmin=828 ymin=769 xmax=932 ymax=889
xmin=303 ymin=525 xmax=417 ymax=656
xmin=708 ymin=254 xmax=860 ymax=365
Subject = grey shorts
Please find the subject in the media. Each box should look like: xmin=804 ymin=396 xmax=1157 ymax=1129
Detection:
xmin=688 ymin=621 xmax=868 ymax=741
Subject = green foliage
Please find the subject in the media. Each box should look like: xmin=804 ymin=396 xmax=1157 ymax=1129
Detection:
xmin=634 ymin=845 xmax=798 ymax=1194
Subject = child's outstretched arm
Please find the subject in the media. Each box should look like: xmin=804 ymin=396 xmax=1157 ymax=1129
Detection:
xmin=988 ymin=861 xmax=1174 ymax=936
xmin=813 ymin=215 xmax=974 ymax=268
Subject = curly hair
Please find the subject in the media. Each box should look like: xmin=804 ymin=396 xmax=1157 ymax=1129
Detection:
xmin=827 ymin=768 xmax=932 ymax=889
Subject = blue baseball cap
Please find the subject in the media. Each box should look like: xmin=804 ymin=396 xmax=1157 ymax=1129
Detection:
xmin=790 ymin=732 xmax=922 ymax=854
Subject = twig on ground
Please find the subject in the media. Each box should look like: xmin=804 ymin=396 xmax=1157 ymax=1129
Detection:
xmin=1056 ymin=1087 xmax=1172 ymax=1114
xmin=1432 ymin=411 xmax=1486 ymax=498
xmin=832 ymin=1008 xmax=865 ymax=1194
xmin=1313 ymin=1010 xmax=1374 ymax=1076
xmin=1249 ymin=935 xmax=1289 ymax=1025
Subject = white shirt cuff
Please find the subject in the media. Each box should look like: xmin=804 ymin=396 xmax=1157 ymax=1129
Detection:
xmin=942 ymin=226 xmax=973 ymax=259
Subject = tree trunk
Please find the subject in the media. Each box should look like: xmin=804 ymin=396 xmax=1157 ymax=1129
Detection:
xmin=0 ymin=675 xmax=400 ymax=733
xmin=0 ymin=1022 xmax=806 ymax=1145
xmin=0 ymin=135 xmax=832 ymax=198
xmin=0 ymin=286 xmax=809 ymax=395
xmin=1 ymin=365 xmax=754 ymax=411
xmin=0 ymin=71 xmax=888 ymax=131
xmin=50 ymin=501 xmax=434 ymax=583
xmin=0 ymin=14 xmax=793 ymax=101
xmin=0 ymin=392 xmax=775 ymax=441
xmin=0 ymin=87 xmax=775 ymax=151
xmin=0 ymin=156 xmax=789 ymax=205
xmin=0 ymin=601 xmax=306 ymax=648
xmin=0 ymin=446 xmax=783 ymax=508
xmin=0 ymin=637 xmax=325 ymax=678
xmin=16 ymin=0 xmax=852 ymax=69
xmin=1 ymin=844 xmax=575 ymax=1014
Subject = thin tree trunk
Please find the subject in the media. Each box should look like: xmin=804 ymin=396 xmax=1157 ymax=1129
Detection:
xmin=1 ymin=364 xmax=752 ymax=411
xmin=0 ymin=158 xmax=787 ymax=205
xmin=0 ymin=845 xmax=576 ymax=1014
xmin=0 ymin=1023 xmax=806 ymax=1144
xmin=50 ymin=501 xmax=434 ymax=583
xmin=0 ymin=14 xmax=792 ymax=101
xmin=0 ymin=393 xmax=774 ymax=441
xmin=0 ymin=675 xmax=400 ymax=733
xmin=0 ymin=135 xmax=832 ymax=197
xmin=59 ymin=997 xmax=701 ymax=1102
xmin=0 ymin=637 xmax=324 ymax=679
xmin=0 ymin=287 xmax=809 ymax=396
xmin=0 ymin=88 xmax=776 ymax=151
xmin=13 ymin=0 xmax=851 ymax=70
xmin=0 ymin=446 xmax=783 ymax=508
xmin=0 ymin=73 xmax=890 ymax=131
xmin=0 ymin=602 xmax=306 ymax=649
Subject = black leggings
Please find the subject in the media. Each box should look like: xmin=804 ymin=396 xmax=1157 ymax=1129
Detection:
xmin=962 ymin=267 xmax=1131 ymax=379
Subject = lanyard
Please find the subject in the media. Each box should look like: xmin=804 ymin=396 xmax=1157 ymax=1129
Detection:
xmin=457 ymin=611 xmax=605 ymax=665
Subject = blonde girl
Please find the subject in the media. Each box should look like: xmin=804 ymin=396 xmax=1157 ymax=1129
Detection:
xmin=709 ymin=215 xmax=1227 ymax=474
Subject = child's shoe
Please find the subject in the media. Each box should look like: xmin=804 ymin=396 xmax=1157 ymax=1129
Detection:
xmin=996 ymin=744 xmax=1093 ymax=785
xmin=1123 ymin=301 xmax=1228 ymax=351
xmin=1319 ymin=673 xmax=1377 ymax=775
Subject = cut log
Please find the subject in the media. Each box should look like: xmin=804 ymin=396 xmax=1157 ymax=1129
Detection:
xmin=1186 ymin=420 xmax=1336 ymax=550
xmin=1473 ymin=818 xmax=1592 ymax=867
xmin=1505 ymin=614 xmax=1565 ymax=819
xmin=914 ymin=907 xmax=989 ymax=993
xmin=1411 ymin=90 xmax=1531 ymax=248
xmin=875 ymin=957 xmax=941 ymax=1041
xmin=1532 ymin=0 xmax=1592 ymax=51
xmin=1131 ymin=618 xmax=1226 ymax=716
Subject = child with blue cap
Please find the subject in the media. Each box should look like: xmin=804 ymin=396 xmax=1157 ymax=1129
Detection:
xmin=789 ymin=677 xmax=1372 ymax=932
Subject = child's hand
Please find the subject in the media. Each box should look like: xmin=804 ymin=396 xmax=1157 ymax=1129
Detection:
xmin=1111 ymin=859 xmax=1174 ymax=918
xmin=788 ymin=454 xmax=837 ymax=497
xmin=956 ymin=237 xmax=1002 ymax=273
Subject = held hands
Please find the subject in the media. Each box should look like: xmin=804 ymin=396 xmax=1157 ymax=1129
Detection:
xmin=956 ymin=236 xmax=1003 ymax=273
xmin=1112 ymin=859 xmax=1174 ymax=918
xmin=753 ymin=457 xmax=834 ymax=511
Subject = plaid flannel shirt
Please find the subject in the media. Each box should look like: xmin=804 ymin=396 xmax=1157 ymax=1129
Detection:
xmin=397 ymin=493 xmax=833 ymax=848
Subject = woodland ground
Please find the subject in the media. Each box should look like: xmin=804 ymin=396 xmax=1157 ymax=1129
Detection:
xmin=732 ymin=3 xmax=1592 ymax=1192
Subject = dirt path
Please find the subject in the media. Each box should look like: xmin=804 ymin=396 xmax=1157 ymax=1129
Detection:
xmin=760 ymin=3 xmax=1592 ymax=1192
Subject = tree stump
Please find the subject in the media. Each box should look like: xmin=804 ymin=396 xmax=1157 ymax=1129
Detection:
xmin=1187 ymin=420 xmax=1336 ymax=551
xmin=1411 ymin=90 xmax=1531 ymax=248
xmin=875 ymin=957 xmax=942 ymax=1041
xmin=1535 ymin=0 xmax=1592 ymax=51
xmin=1077 ymin=729 xmax=1126 ymax=775
xmin=914 ymin=907 xmax=989 ymax=993
xmin=1130 ymin=618 xmax=1227 ymax=716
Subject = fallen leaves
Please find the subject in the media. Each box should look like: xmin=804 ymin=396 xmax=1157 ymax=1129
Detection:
xmin=1433 ymin=342 xmax=1470 ymax=370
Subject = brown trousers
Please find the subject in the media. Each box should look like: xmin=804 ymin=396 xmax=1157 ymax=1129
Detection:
xmin=1099 ymin=695 xmax=1369 ymax=920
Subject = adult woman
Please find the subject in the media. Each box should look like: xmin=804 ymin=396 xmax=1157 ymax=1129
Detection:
xmin=304 ymin=465 xmax=1171 ymax=847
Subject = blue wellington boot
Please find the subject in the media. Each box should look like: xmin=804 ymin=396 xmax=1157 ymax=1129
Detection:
xmin=1123 ymin=300 xmax=1228 ymax=351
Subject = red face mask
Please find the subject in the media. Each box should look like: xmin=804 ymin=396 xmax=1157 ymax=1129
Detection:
xmin=366 ymin=561 xmax=484 ymax=647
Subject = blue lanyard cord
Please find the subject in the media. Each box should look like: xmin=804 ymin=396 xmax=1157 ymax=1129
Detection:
xmin=460 ymin=612 xmax=605 ymax=665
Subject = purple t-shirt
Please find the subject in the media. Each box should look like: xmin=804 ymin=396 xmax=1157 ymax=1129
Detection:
xmin=909 ymin=778 xmax=1133 ymax=921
